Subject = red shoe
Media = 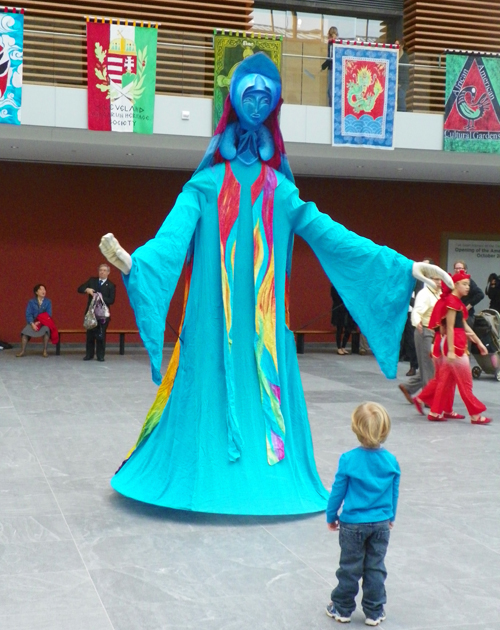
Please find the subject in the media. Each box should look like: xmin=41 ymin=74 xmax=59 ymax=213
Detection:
xmin=427 ymin=413 xmax=447 ymax=421
xmin=413 ymin=398 xmax=424 ymax=415
xmin=471 ymin=416 xmax=492 ymax=425
xmin=443 ymin=412 xmax=465 ymax=420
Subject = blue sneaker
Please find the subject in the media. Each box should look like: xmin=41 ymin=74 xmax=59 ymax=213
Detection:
xmin=325 ymin=602 xmax=351 ymax=623
xmin=365 ymin=610 xmax=386 ymax=626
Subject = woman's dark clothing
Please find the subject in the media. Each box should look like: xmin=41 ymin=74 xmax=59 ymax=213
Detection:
xmin=331 ymin=285 xmax=355 ymax=349
xmin=321 ymin=40 xmax=334 ymax=71
xmin=486 ymin=279 xmax=500 ymax=312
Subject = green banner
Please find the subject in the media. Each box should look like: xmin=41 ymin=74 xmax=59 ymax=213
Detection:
xmin=444 ymin=52 xmax=500 ymax=153
xmin=133 ymin=26 xmax=158 ymax=134
xmin=213 ymin=31 xmax=282 ymax=130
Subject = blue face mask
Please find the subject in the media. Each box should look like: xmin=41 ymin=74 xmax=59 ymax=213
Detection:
xmin=240 ymin=87 xmax=273 ymax=131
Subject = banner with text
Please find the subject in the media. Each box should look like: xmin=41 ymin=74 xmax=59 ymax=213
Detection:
xmin=332 ymin=41 xmax=398 ymax=149
xmin=86 ymin=18 xmax=158 ymax=134
xmin=0 ymin=7 xmax=24 ymax=126
xmin=213 ymin=30 xmax=282 ymax=130
xmin=447 ymin=237 xmax=500 ymax=314
xmin=444 ymin=51 xmax=500 ymax=153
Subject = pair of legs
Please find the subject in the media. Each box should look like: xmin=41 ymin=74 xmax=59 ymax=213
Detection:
xmin=84 ymin=319 xmax=109 ymax=361
xmin=17 ymin=333 xmax=49 ymax=357
xmin=416 ymin=356 xmax=454 ymax=415
xmin=330 ymin=521 xmax=390 ymax=621
xmin=400 ymin=314 xmax=418 ymax=372
xmin=336 ymin=324 xmax=352 ymax=354
xmin=430 ymin=353 xmax=487 ymax=421
xmin=405 ymin=327 xmax=434 ymax=394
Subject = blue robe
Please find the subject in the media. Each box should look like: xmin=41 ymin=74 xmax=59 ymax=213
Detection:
xmin=111 ymin=161 xmax=414 ymax=515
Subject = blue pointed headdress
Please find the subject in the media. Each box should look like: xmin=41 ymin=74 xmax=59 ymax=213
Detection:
xmin=195 ymin=52 xmax=294 ymax=182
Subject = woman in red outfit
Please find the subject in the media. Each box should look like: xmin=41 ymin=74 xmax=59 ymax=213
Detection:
xmin=424 ymin=271 xmax=491 ymax=424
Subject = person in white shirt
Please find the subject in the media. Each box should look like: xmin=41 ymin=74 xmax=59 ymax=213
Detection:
xmin=399 ymin=270 xmax=441 ymax=402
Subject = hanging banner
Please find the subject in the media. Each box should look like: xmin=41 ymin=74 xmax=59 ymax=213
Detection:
xmin=332 ymin=41 xmax=398 ymax=149
xmin=213 ymin=30 xmax=282 ymax=130
xmin=0 ymin=7 xmax=24 ymax=126
xmin=444 ymin=51 xmax=500 ymax=154
xmin=86 ymin=17 xmax=159 ymax=134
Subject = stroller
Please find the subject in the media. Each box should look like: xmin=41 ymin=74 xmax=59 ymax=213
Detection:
xmin=470 ymin=309 xmax=500 ymax=381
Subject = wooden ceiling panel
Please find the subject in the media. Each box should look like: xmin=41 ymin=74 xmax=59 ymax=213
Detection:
xmin=21 ymin=0 xmax=252 ymax=95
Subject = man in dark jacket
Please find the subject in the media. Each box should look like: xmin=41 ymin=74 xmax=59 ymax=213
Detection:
xmin=453 ymin=260 xmax=484 ymax=326
xmin=78 ymin=263 xmax=116 ymax=361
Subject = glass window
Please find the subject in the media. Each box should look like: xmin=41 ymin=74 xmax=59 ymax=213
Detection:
xmin=367 ymin=20 xmax=386 ymax=43
xmin=355 ymin=19 xmax=368 ymax=41
xmin=250 ymin=8 xmax=272 ymax=32
xmin=323 ymin=15 xmax=356 ymax=41
xmin=295 ymin=12 xmax=322 ymax=40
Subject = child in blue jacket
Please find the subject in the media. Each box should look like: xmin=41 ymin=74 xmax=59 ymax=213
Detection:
xmin=325 ymin=402 xmax=400 ymax=626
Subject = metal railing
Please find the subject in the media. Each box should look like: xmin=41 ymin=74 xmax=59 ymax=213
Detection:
xmin=23 ymin=23 xmax=446 ymax=113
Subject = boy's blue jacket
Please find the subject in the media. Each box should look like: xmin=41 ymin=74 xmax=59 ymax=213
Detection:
xmin=326 ymin=446 xmax=400 ymax=524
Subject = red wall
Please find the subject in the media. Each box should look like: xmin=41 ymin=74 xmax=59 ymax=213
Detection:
xmin=1 ymin=161 xmax=498 ymax=343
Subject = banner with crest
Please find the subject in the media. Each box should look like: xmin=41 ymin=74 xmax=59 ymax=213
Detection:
xmin=213 ymin=30 xmax=282 ymax=130
xmin=332 ymin=41 xmax=398 ymax=149
xmin=444 ymin=51 xmax=500 ymax=154
xmin=86 ymin=17 xmax=158 ymax=133
xmin=0 ymin=7 xmax=24 ymax=126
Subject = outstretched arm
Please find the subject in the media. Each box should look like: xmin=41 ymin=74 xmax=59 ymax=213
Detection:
xmin=97 ymin=169 xmax=213 ymax=384
xmin=287 ymin=191 xmax=414 ymax=378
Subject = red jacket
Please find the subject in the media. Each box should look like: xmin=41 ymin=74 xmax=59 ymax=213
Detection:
xmin=36 ymin=312 xmax=59 ymax=344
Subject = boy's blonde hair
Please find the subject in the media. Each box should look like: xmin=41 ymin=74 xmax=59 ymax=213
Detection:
xmin=351 ymin=402 xmax=391 ymax=448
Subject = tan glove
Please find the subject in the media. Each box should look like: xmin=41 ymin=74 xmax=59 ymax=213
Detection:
xmin=412 ymin=262 xmax=453 ymax=291
xmin=99 ymin=233 xmax=132 ymax=275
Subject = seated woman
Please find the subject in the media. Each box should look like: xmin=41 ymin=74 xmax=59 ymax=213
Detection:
xmin=17 ymin=284 xmax=52 ymax=358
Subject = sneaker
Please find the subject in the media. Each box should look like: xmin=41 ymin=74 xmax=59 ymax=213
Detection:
xmin=365 ymin=610 xmax=386 ymax=626
xmin=326 ymin=602 xmax=351 ymax=623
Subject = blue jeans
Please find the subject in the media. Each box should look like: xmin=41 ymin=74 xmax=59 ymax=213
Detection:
xmin=331 ymin=520 xmax=390 ymax=619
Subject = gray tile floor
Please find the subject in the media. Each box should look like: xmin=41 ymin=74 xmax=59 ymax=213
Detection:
xmin=1 ymin=344 xmax=500 ymax=629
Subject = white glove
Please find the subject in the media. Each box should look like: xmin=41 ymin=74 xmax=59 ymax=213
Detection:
xmin=99 ymin=233 xmax=132 ymax=275
xmin=412 ymin=262 xmax=453 ymax=290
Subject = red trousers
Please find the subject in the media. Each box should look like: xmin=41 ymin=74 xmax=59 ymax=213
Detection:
xmin=431 ymin=354 xmax=486 ymax=417
xmin=418 ymin=357 xmax=454 ymax=413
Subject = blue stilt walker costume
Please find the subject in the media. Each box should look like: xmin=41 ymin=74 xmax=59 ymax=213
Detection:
xmin=110 ymin=54 xmax=414 ymax=515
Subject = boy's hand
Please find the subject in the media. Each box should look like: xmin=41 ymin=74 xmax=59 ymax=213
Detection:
xmin=327 ymin=521 xmax=339 ymax=531
xmin=389 ymin=522 xmax=394 ymax=530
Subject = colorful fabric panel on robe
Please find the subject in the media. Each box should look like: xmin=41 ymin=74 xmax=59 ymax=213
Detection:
xmin=218 ymin=162 xmax=285 ymax=465
xmin=251 ymin=165 xmax=285 ymax=464
xmin=217 ymin=164 xmax=244 ymax=461
xmin=117 ymin=241 xmax=195 ymax=469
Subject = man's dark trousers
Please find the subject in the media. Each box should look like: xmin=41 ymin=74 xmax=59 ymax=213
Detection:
xmin=86 ymin=319 xmax=109 ymax=360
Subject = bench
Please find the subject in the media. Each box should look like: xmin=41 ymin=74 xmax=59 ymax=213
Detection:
xmin=55 ymin=329 xmax=139 ymax=356
xmin=294 ymin=329 xmax=360 ymax=354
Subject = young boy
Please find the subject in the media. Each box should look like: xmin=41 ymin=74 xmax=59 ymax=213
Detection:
xmin=325 ymin=402 xmax=400 ymax=626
